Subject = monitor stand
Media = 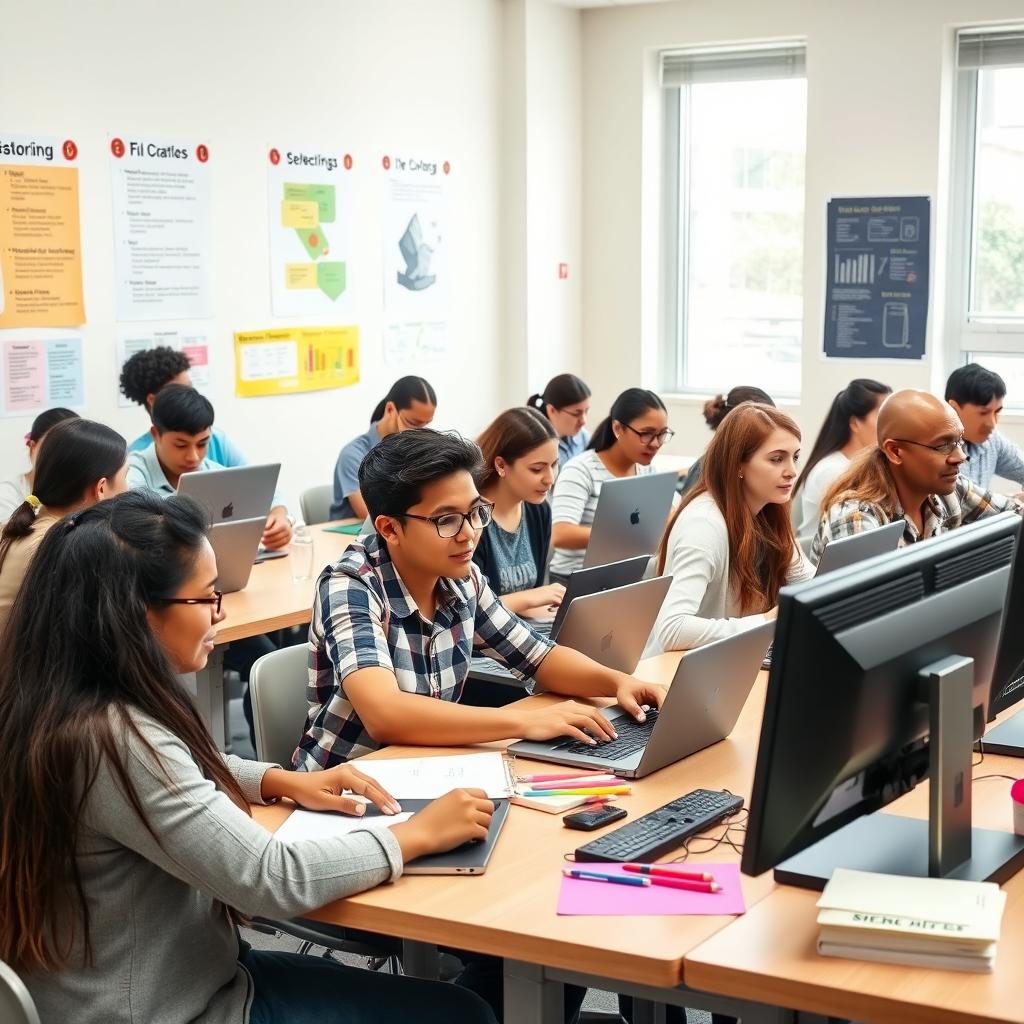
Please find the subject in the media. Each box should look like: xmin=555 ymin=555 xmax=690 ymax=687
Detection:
xmin=982 ymin=708 xmax=1024 ymax=757
xmin=775 ymin=655 xmax=1024 ymax=891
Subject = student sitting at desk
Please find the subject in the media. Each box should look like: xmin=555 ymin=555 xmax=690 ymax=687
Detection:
xmin=0 ymin=419 xmax=127 ymax=635
xmin=0 ymin=490 xmax=497 ymax=1024
xmin=650 ymin=404 xmax=812 ymax=654
xmin=527 ymin=372 xmax=592 ymax=467
xmin=812 ymin=389 xmax=1023 ymax=564
xmin=0 ymin=406 xmax=78 ymax=523
xmin=330 ymin=375 xmax=437 ymax=520
xmin=548 ymin=388 xmax=671 ymax=584
xmin=474 ymin=406 xmax=564 ymax=618
xmin=945 ymin=362 xmax=1024 ymax=491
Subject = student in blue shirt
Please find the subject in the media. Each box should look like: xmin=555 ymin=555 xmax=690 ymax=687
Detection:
xmin=527 ymin=373 xmax=592 ymax=467
xmin=330 ymin=376 xmax=437 ymax=520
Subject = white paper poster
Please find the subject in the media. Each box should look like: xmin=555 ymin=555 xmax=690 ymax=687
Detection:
xmin=116 ymin=326 xmax=211 ymax=407
xmin=0 ymin=329 xmax=84 ymax=417
xmin=266 ymin=143 xmax=354 ymax=317
xmin=109 ymin=134 xmax=214 ymax=321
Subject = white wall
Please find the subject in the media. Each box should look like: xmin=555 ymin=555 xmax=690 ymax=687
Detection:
xmin=0 ymin=0 xmax=505 ymax=509
xmin=580 ymin=0 xmax=1024 ymax=459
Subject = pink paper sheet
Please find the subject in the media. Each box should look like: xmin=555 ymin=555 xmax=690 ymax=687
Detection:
xmin=557 ymin=863 xmax=746 ymax=916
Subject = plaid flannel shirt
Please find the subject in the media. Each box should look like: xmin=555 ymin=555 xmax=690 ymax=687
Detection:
xmin=293 ymin=532 xmax=554 ymax=770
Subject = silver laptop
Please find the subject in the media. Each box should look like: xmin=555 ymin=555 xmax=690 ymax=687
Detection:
xmin=546 ymin=556 xmax=651 ymax=637
xmin=177 ymin=463 xmax=280 ymax=523
xmin=508 ymin=621 xmax=774 ymax=779
xmin=209 ymin=516 xmax=267 ymax=593
xmin=815 ymin=519 xmax=905 ymax=575
xmin=582 ymin=471 xmax=678 ymax=569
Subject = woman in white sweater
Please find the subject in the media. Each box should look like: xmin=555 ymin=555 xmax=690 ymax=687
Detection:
xmin=651 ymin=403 xmax=813 ymax=652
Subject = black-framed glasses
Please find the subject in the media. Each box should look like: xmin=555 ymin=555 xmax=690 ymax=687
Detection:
xmin=556 ymin=405 xmax=589 ymax=422
xmin=624 ymin=424 xmax=676 ymax=446
xmin=892 ymin=436 xmax=966 ymax=456
xmin=397 ymin=502 xmax=494 ymax=539
xmin=158 ymin=591 xmax=223 ymax=615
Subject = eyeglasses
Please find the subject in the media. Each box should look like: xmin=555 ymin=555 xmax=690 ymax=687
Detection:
xmin=556 ymin=406 xmax=589 ymax=422
xmin=158 ymin=591 xmax=223 ymax=614
xmin=397 ymin=502 xmax=494 ymax=539
xmin=892 ymin=436 xmax=967 ymax=456
xmin=623 ymin=424 xmax=676 ymax=447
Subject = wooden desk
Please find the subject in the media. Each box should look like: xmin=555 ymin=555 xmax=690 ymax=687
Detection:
xmin=686 ymin=739 xmax=1024 ymax=1024
xmin=254 ymin=657 xmax=786 ymax=1023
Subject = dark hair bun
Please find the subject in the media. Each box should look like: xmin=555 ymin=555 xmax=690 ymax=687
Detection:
xmin=703 ymin=394 xmax=728 ymax=429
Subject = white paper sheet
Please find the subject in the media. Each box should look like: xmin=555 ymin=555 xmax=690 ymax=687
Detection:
xmin=273 ymin=808 xmax=413 ymax=845
xmin=352 ymin=751 xmax=512 ymax=799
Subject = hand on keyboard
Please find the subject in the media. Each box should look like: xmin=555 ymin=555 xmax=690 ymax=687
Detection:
xmin=612 ymin=675 xmax=668 ymax=723
xmin=519 ymin=700 xmax=619 ymax=745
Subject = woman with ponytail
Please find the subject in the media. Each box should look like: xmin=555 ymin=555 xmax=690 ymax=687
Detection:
xmin=549 ymin=388 xmax=671 ymax=583
xmin=330 ymin=375 xmax=437 ymax=519
xmin=526 ymin=373 xmax=592 ymax=466
xmin=794 ymin=378 xmax=891 ymax=537
xmin=0 ymin=406 xmax=78 ymax=523
xmin=0 ymin=418 xmax=128 ymax=634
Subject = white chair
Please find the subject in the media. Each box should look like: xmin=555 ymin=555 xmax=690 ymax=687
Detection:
xmin=299 ymin=484 xmax=333 ymax=526
xmin=0 ymin=961 xmax=41 ymax=1024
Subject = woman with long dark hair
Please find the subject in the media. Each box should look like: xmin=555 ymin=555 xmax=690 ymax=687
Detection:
xmin=527 ymin=373 xmax=592 ymax=466
xmin=0 ymin=489 xmax=495 ymax=1024
xmin=794 ymin=378 xmax=891 ymax=537
xmin=0 ymin=406 xmax=78 ymax=523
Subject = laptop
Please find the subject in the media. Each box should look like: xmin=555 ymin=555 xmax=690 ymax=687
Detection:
xmin=177 ymin=463 xmax=281 ymax=523
xmin=470 ymin=575 xmax=672 ymax=686
xmin=582 ymin=471 xmax=678 ymax=569
xmin=208 ymin=516 xmax=267 ymax=593
xmin=508 ymin=620 xmax=775 ymax=779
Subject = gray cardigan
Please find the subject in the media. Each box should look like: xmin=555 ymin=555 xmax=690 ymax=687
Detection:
xmin=25 ymin=712 xmax=403 ymax=1024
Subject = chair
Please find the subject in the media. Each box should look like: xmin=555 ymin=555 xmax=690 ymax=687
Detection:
xmin=299 ymin=484 xmax=333 ymax=526
xmin=0 ymin=961 xmax=41 ymax=1024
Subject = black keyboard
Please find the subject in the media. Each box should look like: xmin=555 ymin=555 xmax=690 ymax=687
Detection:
xmin=574 ymin=788 xmax=744 ymax=863
xmin=554 ymin=709 xmax=659 ymax=759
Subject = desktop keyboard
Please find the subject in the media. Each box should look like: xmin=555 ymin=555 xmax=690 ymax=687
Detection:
xmin=553 ymin=709 xmax=660 ymax=759
xmin=574 ymin=788 xmax=744 ymax=864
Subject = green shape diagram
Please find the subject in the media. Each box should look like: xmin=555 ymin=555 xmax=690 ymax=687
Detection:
xmin=317 ymin=262 xmax=346 ymax=301
xmin=283 ymin=182 xmax=310 ymax=202
xmin=307 ymin=184 xmax=336 ymax=222
xmin=283 ymin=183 xmax=336 ymax=259
xmin=296 ymin=226 xmax=330 ymax=259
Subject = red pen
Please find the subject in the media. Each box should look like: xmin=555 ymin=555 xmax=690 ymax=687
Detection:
xmin=529 ymin=776 xmax=619 ymax=791
xmin=646 ymin=876 xmax=721 ymax=894
xmin=622 ymin=864 xmax=715 ymax=883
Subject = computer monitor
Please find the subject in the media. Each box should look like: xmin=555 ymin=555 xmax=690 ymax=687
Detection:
xmin=742 ymin=512 xmax=1024 ymax=890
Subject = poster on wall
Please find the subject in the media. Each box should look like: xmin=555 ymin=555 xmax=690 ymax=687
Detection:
xmin=0 ymin=329 xmax=84 ymax=417
xmin=109 ymin=134 xmax=215 ymax=321
xmin=823 ymin=195 xmax=930 ymax=360
xmin=266 ymin=143 xmax=355 ymax=317
xmin=115 ymin=326 xmax=212 ymax=408
xmin=0 ymin=133 xmax=85 ymax=329
xmin=381 ymin=152 xmax=450 ymax=363
xmin=233 ymin=325 xmax=359 ymax=397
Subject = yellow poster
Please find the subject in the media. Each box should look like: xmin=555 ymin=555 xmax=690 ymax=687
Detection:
xmin=0 ymin=134 xmax=85 ymax=328
xmin=234 ymin=325 xmax=359 ymax=397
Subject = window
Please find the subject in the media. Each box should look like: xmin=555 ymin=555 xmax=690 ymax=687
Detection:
xmin=661 ymin=43 xmax=807 ymax=398
xmin=949 ymin=29 xmax=1024 ymax=399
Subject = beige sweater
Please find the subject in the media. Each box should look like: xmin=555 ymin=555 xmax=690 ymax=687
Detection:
xmin=0 ymin=511 xmax=57 ymax=635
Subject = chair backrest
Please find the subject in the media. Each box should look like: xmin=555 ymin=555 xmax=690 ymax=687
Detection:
xmin=250 ymin=644 xmax=311 ymax=766
xmin=0 ymin=961 xmax=41 ymax=1024
xmin=300 ymin=484 xmax=333 ymax=526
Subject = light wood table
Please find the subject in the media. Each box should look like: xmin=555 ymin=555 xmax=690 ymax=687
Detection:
xmin=686 ymin=732 xmax=1024 ymax=1024
xmin=254 ymin=657 xmax=788 ymax=1023
xmin=190 ymin=521 xmax=359 ymax=748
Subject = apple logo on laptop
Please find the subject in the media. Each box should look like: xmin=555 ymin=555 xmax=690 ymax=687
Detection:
xmin=600 ymin=631 xmax=613 ymax=652
xmin=221 ymin=502 xmax=234 ymax=519
xmin=629 ymin=509 xmax=640 ymax=525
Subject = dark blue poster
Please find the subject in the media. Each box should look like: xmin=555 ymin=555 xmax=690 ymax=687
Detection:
xmin=823 ymin=195 xmax=930 ymax=360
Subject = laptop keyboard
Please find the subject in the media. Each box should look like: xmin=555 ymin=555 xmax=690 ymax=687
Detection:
xmin=553 ymin=709 xmax=660 ymax=759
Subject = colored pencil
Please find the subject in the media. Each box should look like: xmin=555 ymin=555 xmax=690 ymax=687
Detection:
xmin=528 ymin=776 xmax=619 ymax=791
xmin=563 ymin=869 xmax=649 ymax=887
xmin=521 ymin=786 xmax=631 ymax=797
xmin=622 ymin=864 xmax=715 ymax=882
xmin=645 ymin=876 xmax=721 ymax=893
xmin=517 ymin=771 xmax=602 ymax=783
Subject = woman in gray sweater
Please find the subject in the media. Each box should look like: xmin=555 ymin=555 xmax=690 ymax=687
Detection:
xmin=0 ymin=490 xmax=495 ymax=1024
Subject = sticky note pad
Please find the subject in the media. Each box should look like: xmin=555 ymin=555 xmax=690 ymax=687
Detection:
xmin=285 ymin=264 xmax=318 ymax=289
xmin=281 ymin=199 xmax=320 ymax=229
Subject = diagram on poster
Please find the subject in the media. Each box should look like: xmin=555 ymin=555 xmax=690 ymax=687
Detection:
xmin=115 ymin=327 xmax=212 ymax=408
xmin=382 ymin=153 xmax=450 ymax=361
xmin=234 ymin=326 xmax=359 ymax=397
xmin=0 ymin=329 xmax=84 ymax=417
xmin=267 ymin=145 xmax=354 ymax=317
xmin=0 ymin=133 xmax=85 ymax=328
xmin=109 ymin=134 xmax=214 ymax=321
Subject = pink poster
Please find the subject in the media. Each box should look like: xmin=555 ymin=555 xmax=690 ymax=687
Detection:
xmin=4 ymin=342 xmax=45 ymax=411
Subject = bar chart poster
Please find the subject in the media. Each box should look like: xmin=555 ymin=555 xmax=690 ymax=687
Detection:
xmin=233 ymin=325 xmax=358 ymax=397
xmin=823 ymin=196 xmax=930 ymax=360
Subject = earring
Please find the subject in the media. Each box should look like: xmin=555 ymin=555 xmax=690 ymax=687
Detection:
xmin=739 ymin=474 xmax=744 ymax=479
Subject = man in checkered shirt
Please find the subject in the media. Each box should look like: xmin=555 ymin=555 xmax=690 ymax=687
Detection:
xmin=812 ymin=389 xmax=1023 ymax=566
xmin=294 ymin=428 xmax=666 ymax=771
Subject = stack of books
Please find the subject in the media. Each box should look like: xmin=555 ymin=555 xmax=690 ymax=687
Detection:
xmin=816 ymin=867 xmax=1007 ymax=972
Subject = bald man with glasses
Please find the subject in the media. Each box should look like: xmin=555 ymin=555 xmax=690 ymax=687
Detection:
xmin=811 ymin=389 xmax=1023 ymax=565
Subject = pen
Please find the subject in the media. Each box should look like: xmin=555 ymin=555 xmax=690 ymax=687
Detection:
xmin=529 ymin=776 xmax=619 ymax=791
xmin=521 ymin=786 xmax=631 ymax=797
xmin=622 ymin=864 xmax=715 ymax=882
xmin=517 ymin=771 xmax=601 ymax=783
xmin=563 ymin=869 xmax=650 ymax=887
xmin=645 ymin=876 xmax=721 ymax=893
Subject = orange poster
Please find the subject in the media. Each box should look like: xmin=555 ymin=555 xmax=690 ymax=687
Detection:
xmin=0 ymin=134 xmax=85 ymax=328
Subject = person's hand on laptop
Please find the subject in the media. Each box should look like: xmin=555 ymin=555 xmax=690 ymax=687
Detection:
xmin=262 ymin=505 xmax=293 ymax=549
xmin=260 ymin=762 xmax=402 ymax=816
xmin=388 ymin=789 xmax=495 ymax=861
xmin=519 ymin=700 xmax=618 ymax=746
xmin=611 ymin=675 xmax=667 ymax=723
xmin=518 ymin=582 xmax=566 ymax=620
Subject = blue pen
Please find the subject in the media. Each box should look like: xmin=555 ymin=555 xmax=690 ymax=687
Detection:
xmin=562 ymin=869 xmax=650 ymax=887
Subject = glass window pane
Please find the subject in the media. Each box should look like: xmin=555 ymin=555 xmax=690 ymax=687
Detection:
xmin=680 ymin=77 xmax=806 ymax=397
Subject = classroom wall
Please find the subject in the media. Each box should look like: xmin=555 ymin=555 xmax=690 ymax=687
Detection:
xmin=0 ymin=0 xmax=505 ymax=510
xmin=580 ymin=0 xmax=1024 ymax=461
